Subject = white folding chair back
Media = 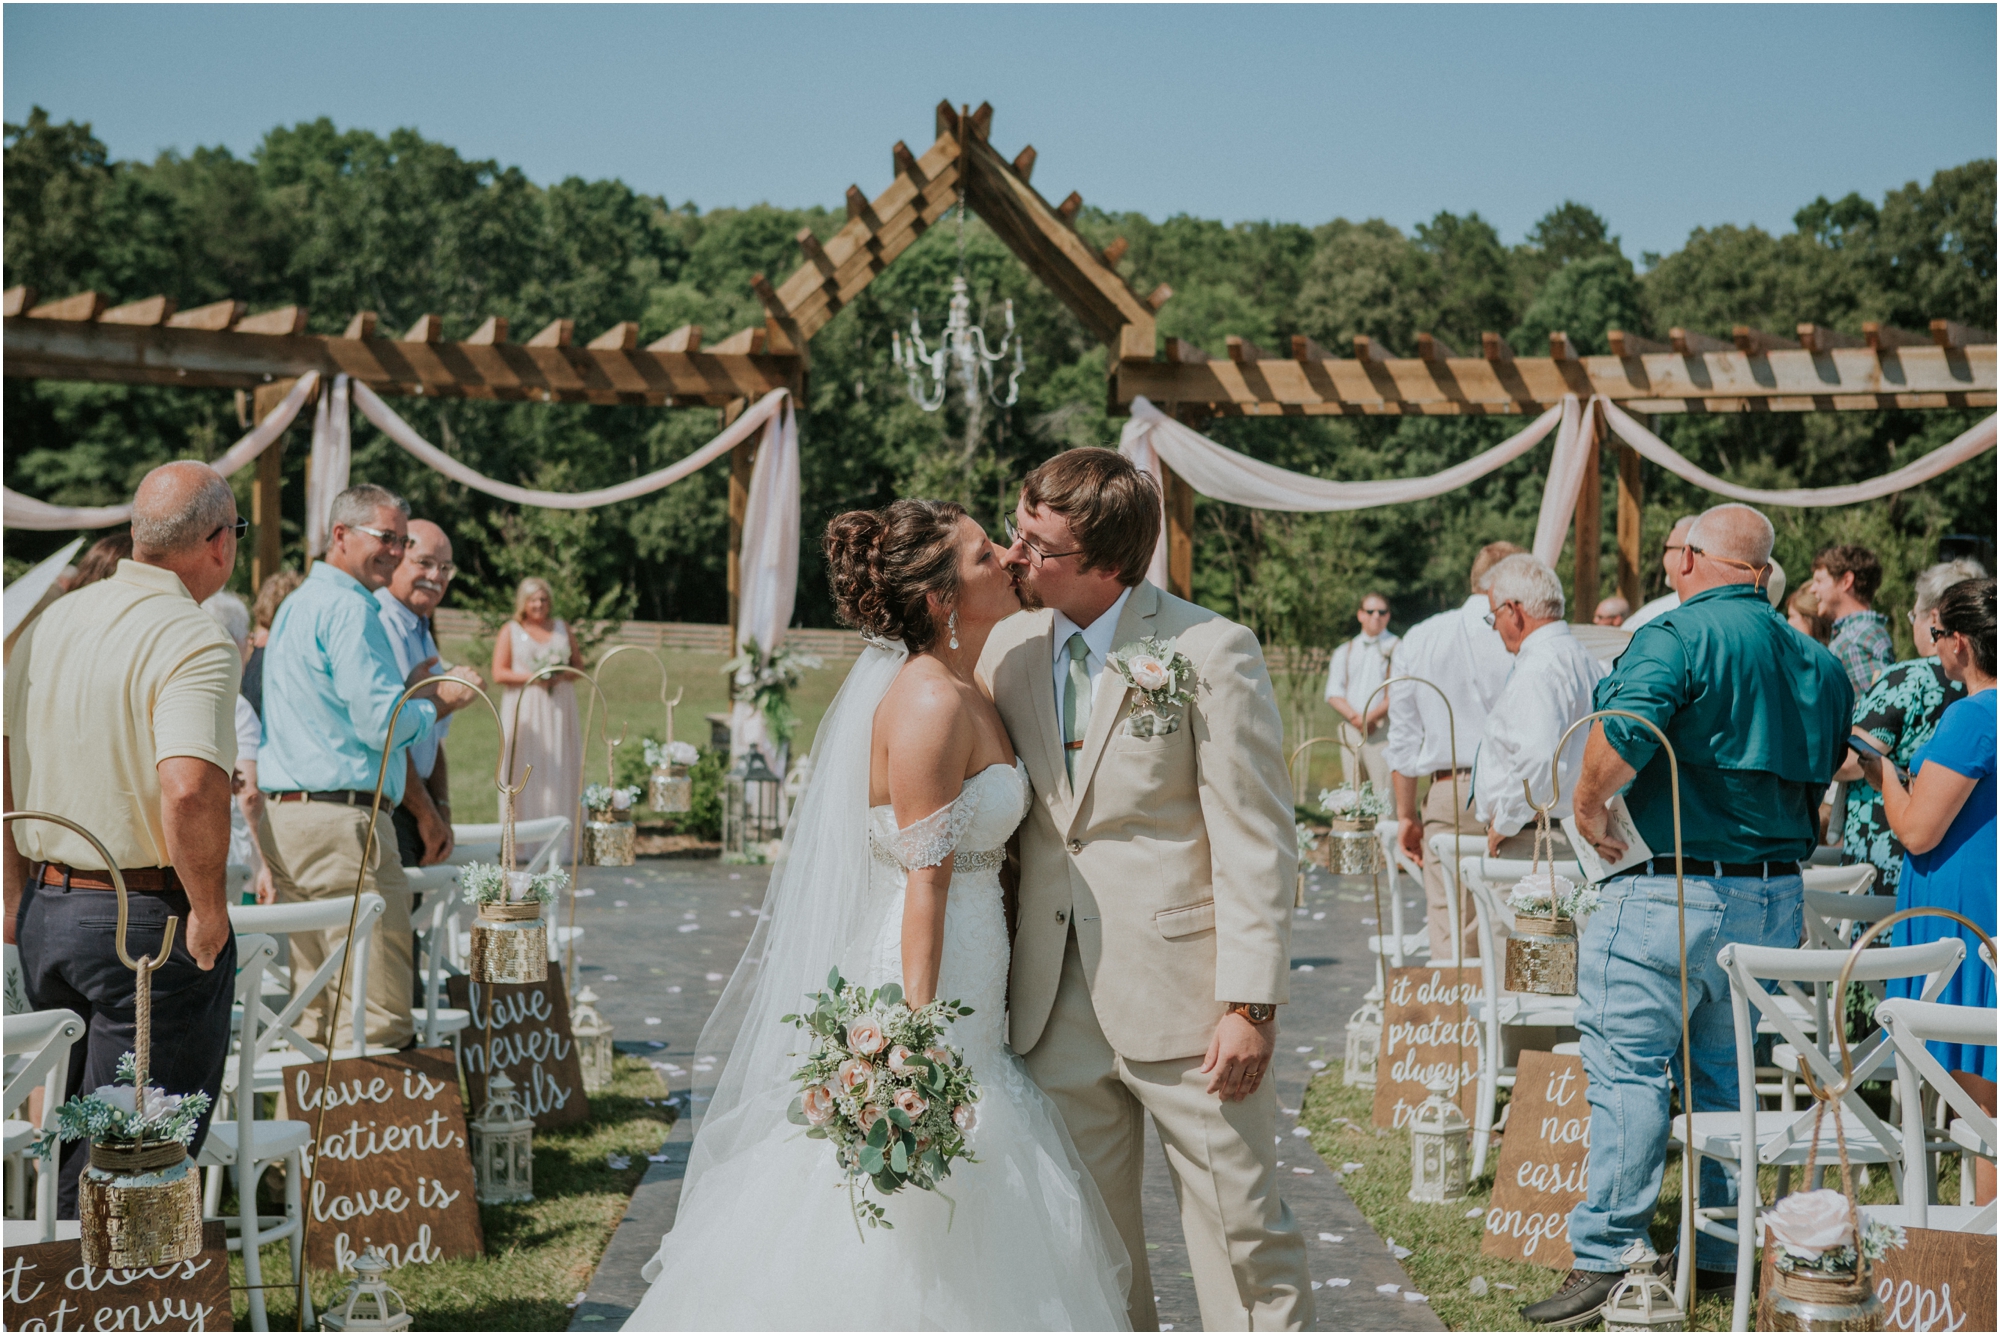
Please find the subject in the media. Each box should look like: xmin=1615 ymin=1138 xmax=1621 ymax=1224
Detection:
xmin=1425 ymin=832 xmax=1487 ymax=970
xmin=3 ymin=1008 xmax=85 ymax=1240
xmin=229 ymin=896 xmax=387 ymax=1069
xmin=407 ymin=872 xmax=472 ymax=1049
xmin=447 ymin=815 xmax=571 ymax=873
xmin=1798 ymin=864 xmax=1877 ymax=896
xmin=226 ymin=862 xmax=255 ymax=903
xmin=1878 ymin=997 xmax=1999 ymax=1234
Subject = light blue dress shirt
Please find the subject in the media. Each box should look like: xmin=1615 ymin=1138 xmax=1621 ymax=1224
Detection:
xmin=374 ymin=588 xmax=452 ymax=780
xmin=259 ymin=562 xmax=437 ymax=804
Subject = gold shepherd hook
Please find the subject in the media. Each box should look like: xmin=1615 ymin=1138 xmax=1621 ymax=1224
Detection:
xmin=296 ymin=673 xmax=514 ymax=1331
xmin=509 ymin=662 xmax=621 ymax=990
xmin=1531 ymin=707 xmax=1697 ymax=1312
xmin=1287 ymin=734 xmax=1348 ymax=909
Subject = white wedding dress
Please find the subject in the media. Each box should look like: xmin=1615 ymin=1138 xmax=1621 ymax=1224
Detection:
xmin=625 ymin=646 xmax=1131 ymax=1331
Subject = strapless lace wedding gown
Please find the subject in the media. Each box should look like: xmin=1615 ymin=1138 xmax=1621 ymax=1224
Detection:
xmin=626 ymin=761 xmax=1131 ymax=1331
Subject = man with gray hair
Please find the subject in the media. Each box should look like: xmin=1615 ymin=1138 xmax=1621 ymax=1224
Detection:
xmin=1472 ymin=554 xmax=1605 ymax=858
xmin=261 ymin=484 xmax=482 ymax=1050
xmin=1524 ymin=502 xmax=1852 ymax=1327
xmin=4 ymin=460 xmax=244 ymax=1215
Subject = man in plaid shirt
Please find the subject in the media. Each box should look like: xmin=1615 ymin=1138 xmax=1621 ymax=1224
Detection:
xmin=1811 ymin=542 xmax=1895 ymax=693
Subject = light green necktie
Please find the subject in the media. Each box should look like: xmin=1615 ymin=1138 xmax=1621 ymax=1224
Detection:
xmin=1063 ymin=632 xmax=1091 ymax=781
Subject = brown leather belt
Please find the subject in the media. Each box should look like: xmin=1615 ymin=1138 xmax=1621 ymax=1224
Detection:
xmin=36 ymin=862 xmax=184 ymax=893
xmin=1430 ymin=768 xmax=1472 ymax=783
xmin=272 ymin=789 xmax=378 ymax=806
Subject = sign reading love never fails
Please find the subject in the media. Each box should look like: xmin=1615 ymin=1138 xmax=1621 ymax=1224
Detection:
xmin=448 ymin=961 xmax=589 ymax=1129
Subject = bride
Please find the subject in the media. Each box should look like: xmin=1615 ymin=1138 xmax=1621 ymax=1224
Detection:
xmin=624 ymin=500 xmax=1131 ymax=1331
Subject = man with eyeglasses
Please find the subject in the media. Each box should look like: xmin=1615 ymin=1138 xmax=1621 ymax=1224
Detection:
xmin=377 ymin=519 xmax=482 ymax=868
xmin=4 ymin=461 xmax=245 ymax=1215
xmin=1620 ymin=514 xmax=1699 ymax=632
xmin=1324 ymin=595 xmax=1398 ymax=793
xmin=261 ymin=485 xmax=483 ymax=1051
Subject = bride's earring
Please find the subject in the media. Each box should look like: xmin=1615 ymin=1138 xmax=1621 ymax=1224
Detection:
xmin=947 ymin=608 xmax=960 ymax=651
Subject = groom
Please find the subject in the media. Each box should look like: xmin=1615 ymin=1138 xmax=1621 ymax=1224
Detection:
xmin=981 ymin=448 xmax=1311 ymax=1331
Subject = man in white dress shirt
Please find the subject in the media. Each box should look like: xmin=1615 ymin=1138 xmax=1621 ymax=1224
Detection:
xmin=374 ymin=520 xmax=480 ymax=867
xmin=1473 ymin=555 xmax=1606 ymax=860
xmin=1324 ymin=593 xmax=1398 ymax=791
xmin=1385 ymin=541 xmax=1524 ymax=958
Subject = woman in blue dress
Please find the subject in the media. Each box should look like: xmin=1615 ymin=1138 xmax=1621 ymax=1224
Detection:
xmin=1854 ymin=576 xmax=1995 ymax=1206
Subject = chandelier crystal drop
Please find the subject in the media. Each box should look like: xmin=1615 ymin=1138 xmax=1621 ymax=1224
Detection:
xmin=891 ymin=192 xmax=1025 ymax=414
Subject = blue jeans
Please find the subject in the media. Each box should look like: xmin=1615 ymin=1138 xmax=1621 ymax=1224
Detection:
xmin=1566 ymin=871 xmax=1802 ymax=1272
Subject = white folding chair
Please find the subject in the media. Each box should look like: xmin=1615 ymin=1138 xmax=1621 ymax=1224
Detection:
xmin=407 ymin=867 xmax=472 ymax=1050
xmin=1798 ymin=863 xmax=1877 ymax=897
xmin=227 ymin=896 xmax=390 ymax=1079
xmin=199 ymin=934 xmax=313 ymax=1333
xmin=3 ymin=1008 xmax=85 ymax=1244
xmin=1878 ymin=997 xmax=1998 ymax=1234
xmin=447 ymin=815 xmax=571 ymax=873
xmin=1679 ymin=937 xmax=1963 ymax=1331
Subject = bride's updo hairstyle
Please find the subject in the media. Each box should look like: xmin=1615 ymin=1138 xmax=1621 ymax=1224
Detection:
xmin=825 ymin=500 xmax=969 ymax=652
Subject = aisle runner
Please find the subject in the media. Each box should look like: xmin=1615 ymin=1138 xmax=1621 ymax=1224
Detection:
xmin=449 ymin=963 xmax=589 ymax=1129
xmin=3 ymin=1221 xmax=231 ymax=1332
xmin=293 ymin=1047 xmax=483 ymax=1273
xmin=1482 ymin=1049 xmax=1589 ymax=1269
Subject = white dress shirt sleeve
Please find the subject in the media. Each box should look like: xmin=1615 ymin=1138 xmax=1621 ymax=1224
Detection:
xmin=1383 ymin=632 xmax=1423 ymax=777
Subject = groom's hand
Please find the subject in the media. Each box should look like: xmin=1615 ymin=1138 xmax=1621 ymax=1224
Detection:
xmin=1201 ymin=1012 xmax=1274 ymax=1102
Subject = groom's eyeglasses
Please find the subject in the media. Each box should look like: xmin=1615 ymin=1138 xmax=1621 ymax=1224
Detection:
xmin=1004 ymin=519 xmax=1083 ymax=568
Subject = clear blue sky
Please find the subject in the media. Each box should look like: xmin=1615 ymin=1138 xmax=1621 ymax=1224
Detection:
xmin=6 ymin=4 xmax=1992 ymax=261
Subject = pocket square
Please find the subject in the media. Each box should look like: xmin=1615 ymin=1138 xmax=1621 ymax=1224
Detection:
xmin=1123 ymin=710 xmax=1180 ymax=738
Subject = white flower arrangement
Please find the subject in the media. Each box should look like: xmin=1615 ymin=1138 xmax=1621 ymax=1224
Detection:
xmin=460 ymin=862 xmax=569 ymax=907
xmin=644 ymin=739 xmax=699 ymax=768
xmin=724 ymin=639 xmax=823 ymax=747
xmin=32 ymin=1051 xmax=210 ymax=1159
xmin=1107 ymin=637 xmax=1197 ymax=737
xmin=1318 ymin=782 xmax=1389 ymax=822
xmin=583 ymin=783 xmax=641 ymax=815
xmin=784 ymin=967 xmax=982 ymax=1236
xmin=1766 ymin=1189 xmax=1907 ymax=1273
xmin=1296 ymin=826 xmax=1320 ymax=858
xmin=1507 ymin=868 xmax=1598 ymax=919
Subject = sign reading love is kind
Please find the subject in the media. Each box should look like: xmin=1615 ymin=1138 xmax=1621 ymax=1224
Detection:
xmin=1483 ymin=1050 xmax=1591 ymax=1269
xmin=293 ymin=1047 xmax=483 ymax=1273
xmin=1371 ymin=965 xmax=1481 ymax=1131
xmin=3 ymin=1221 xmax=230 ymax=1332
xmin=447 ymin=962 xmax=588 ymax=1128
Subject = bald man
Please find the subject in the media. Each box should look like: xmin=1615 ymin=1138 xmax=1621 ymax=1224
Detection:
xmin=4 ymin=461 xmax=244 ymax=1215
xmin=1524 ymin=503 xmax=1852 ymax=1327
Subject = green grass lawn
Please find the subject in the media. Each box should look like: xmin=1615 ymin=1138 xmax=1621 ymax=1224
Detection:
xmin=229 ymin=1054 xmax=672 ymax=1331
xmin=1301 ymin=1061 xmax=1922 ymax=1331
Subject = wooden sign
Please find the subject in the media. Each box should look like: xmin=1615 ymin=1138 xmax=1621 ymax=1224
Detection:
xmin=4 ymin=1220 xmax=231 ymax=1331
xmin=1482 ymin=1050 xmax=1590 ymax=1269
xmin=1757 ymin=1227 xmax=1996 ymax=1332
xmin=293 ymin=1046 xmax=483 ymax=1273
xmin=446 ymin=961 xmax=588 ymax=1128
xmin=1371 ymin=964 xmax=1481 ymax=1130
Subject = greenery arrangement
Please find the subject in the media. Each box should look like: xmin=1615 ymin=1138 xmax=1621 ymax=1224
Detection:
xmin=32 ymin=1051 xmax=209 ymax=1158
xmin=459 ymin=863 xmax=568 ymax=906
xmin=724 ymin=639 xmax=822 ymax=749
xmin=642 ymin=738 xmax=699 ymax=768
xmin=581 ymin=783 xmax=640 ymax=816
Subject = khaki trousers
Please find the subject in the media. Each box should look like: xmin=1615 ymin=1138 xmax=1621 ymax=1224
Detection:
xmin=1345 ymin=721 xmax=1390 ymax=794
xmin=1422 ymin=775 xmax=1482 ymax=961
xmin=1023 ymin=933 xmax=1312 ymax=1332
xmin=266 ymin=801 xmax=415 ymax=1050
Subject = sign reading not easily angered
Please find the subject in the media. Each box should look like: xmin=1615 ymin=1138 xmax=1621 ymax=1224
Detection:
xmin=1371 ymin=965 xmax=1481 ymax=1130
xmin=1483 ymin=1049 xmax=1591 ymax=1269
xmin=447 ymin=962 xmax=588 ymax=1129
xmin=3 ymin=1220 xmax=231 ymax=1331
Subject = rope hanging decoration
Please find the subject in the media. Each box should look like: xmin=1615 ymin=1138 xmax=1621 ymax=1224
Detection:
xmin=1505 ymin=780 xmax=1582 ymax=995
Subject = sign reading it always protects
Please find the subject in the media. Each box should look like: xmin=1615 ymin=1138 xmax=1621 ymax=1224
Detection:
xmin=1483 ymin=1049 xmax=1590 ymax=1269
xmin=4 ymin=1220 xmax=231 ymax=1332
xmin=294 ymin=1046 xmax=483 ymax=1274
xmin=447 ymin=961 xmax=588 ymax=1128
xmin=1372 ymin=965 xmax=1481 ymax=1130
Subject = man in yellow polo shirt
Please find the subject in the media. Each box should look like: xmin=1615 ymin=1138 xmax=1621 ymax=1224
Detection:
xmin=3 ymin=460 xmax=244 ymax=1217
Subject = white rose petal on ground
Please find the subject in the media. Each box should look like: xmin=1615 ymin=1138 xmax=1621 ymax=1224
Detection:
xmin=1318 ymin=1233 xmax=1344 ymax=1243
xmin=678 ymin=924 xmax=699 ymax=933
xmin=1467 ymin=1276 xmax=1489 ymax=1296
xmin=1376 ymin=1283 xmax=1400 ymax=1294
xmin=706 ymin=972 xmax=726 ymax=981
xmin=1326 ymin=1278 xmax=1351 ymax=1288
xmin=1292 ymin=1127 xmax=1312 ymax=1137
xmin=1405 ymin=1292 xmax=1428 ymax=1303
xmin=645 ymin=1017 xmax=662 ymax=1025
xmin=1307 ymin=1060 xmax=1327 ymax=1070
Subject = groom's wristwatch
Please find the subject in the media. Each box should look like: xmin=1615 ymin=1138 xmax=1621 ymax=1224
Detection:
xmin=1227 ymin=1002 xmax=1276 ymax=1025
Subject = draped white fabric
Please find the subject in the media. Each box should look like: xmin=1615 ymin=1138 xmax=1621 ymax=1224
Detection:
xmin=729 ymin=398 xmax=800 ymax=764
xmin=305 ymin=373 xmax=352 ymax=557
xmin=4 ymin=537 xmax=84 ymax=640
xmin=1530 ymin=396 xmax=1594 ymax=567
xmin=2 ymin=371 xmax=319 ymax=531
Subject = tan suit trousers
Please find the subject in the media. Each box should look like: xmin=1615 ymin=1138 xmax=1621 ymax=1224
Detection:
xmin=1421 ymin=776 xmax=1482 ymax=961
xmin=266 ymin=801 xmax=415 ymax=1049
xmin=1024 ymin=932 xmax=1312 ymax=1332
xmin=1345 ymin=721 xmax=1390 ymax=794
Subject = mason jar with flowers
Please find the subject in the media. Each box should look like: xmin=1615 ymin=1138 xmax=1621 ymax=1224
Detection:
xmin=1765 ymin=1187 xmax=1905 ymax=1325
xmin=462 ymin=862 xmax=568 ymax=984
xmin=645 ymin=739 xmax=699 ymax=814
xmin=1316 ymin=781 xmax=1389 ymax=874
xmin=1504 ymin=868 xmax=1598 ymax=995
xmin=582 ymin=783 xmax=641 ymax=866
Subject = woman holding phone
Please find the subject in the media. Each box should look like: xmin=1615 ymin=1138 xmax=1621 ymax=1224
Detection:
xmin=1852 ymin=576 xmax=1996 ymax=1205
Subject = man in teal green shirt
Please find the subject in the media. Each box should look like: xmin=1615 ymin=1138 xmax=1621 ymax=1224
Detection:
xmin=1524 ymin=504 xmax=1851 ymax=1328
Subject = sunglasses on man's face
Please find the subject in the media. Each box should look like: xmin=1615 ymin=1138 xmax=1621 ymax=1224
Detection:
xmin=207 ymin=517 xmax=250 ymax=542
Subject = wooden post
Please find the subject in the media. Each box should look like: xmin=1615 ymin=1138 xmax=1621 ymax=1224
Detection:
xmin=1162 ymin=461 xmax=1195 ymax=602
xmin=1571 ymin=409 xmax=1603 ymax=622
xmin=249 ymin=379 xmax=296 ymax=590
xmin=723 ymin=399 xmax=753 ymax=646
xmin=1615 ymin=419 xmax=1645 ymax=613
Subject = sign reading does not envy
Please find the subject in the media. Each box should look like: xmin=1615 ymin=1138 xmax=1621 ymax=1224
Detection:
xmin=3 ymin=1221 xmax=231 ymax=1332
xmin=447 ymin=961 xmax=587 ymax=1129
xmin=1483 ymin=1049 xmax=1590 ymax=1269
xmin=1371 ymin=965 xmax=1481 ymax=1130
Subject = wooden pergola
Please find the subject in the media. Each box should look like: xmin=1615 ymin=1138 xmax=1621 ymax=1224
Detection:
xmin=7 ymin=98 xmax=1994 ymax=624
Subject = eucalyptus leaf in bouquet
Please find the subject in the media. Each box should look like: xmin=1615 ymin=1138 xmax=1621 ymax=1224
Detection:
xmin=32 ymin=1051 xmax=211 ymax=1160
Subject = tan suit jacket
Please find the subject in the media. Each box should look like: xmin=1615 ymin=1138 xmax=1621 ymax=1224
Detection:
xmin=981 ymin=581 xmax=1296 ymax=1063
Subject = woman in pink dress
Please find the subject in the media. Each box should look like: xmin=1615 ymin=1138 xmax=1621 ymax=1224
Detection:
xmin=493 ymin=577 xmax=584 ymax=859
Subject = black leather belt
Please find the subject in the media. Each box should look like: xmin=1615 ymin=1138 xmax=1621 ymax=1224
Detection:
xmin=272 ymin=789 xmax=379 ymax=807
xmin=1639 ymin=857 xmax=1800 ymax=879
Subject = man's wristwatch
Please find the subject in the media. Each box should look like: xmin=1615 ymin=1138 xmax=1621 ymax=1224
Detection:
xmin=1227 ymin=1002 xmax=1276 ymax=1025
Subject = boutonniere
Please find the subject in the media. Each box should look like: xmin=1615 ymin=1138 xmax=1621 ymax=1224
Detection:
xmin=1106 ymin=636 xmax=1197 ymax=737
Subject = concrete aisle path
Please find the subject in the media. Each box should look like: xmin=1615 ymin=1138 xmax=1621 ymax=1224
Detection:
xmin=568 ymin=858 xmax=1438 ymax=1332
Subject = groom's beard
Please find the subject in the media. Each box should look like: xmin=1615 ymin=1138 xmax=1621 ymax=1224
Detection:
xmin=1009 ymin=570 xmax=1045 ymax=612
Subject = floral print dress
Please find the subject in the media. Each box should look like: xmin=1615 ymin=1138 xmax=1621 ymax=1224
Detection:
xmin=1842 ymin=656 xmax=1963 ymax=888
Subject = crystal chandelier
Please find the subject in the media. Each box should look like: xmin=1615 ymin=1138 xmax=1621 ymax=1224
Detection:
xmin=891 ymin=191 xmax=1024 ymax=414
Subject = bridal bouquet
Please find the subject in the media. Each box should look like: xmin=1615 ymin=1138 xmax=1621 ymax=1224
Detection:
xmin=783 ymin=968 xmax=981 ymax=1235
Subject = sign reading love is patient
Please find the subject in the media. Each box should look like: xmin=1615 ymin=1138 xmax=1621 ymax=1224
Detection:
xmin=1483 ymin=1049 xmax=1590 ymax=1269
xmin=4 ymin=1221 xmax=230 ymax=1331
xmin=447 ymin=961 xmax=587 ymax=1128
xmin=1372 ymin=965 xmax=1481 ymax=1130
xmin=294 ymin=1046 xmax=483 ymax=1273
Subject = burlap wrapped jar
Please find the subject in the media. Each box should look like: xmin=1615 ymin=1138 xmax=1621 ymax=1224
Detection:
xmin=1505 ymin=913 xmax=1579 ymax=995
xmin=1769 ymin=1262 xmax=1881 ymax=1332
xmin=649 ymin=764 xmax=692 ymax=814
xmin=470 ymin=900 xmax=548 ymax=984
xmin=1324 ymin=816 xmax=1385 ymax=875
xmin=582 ymin=807 xmax=636 ymax=866
xmin=79 ymin=1139 xmax=202 ymax=1268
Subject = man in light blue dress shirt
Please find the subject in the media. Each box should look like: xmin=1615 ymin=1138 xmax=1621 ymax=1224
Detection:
xmin=261 ymin=485 xmax=482 ymax=1049
xmin=375 ymin=519 xmax=480 ymax=868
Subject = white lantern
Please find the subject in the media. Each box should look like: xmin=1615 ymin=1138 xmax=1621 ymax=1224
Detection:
xmin=320 ymin=1247 xmax=414 ymax=1331
xmin=1406 ymin=1076 xmax=1470 ymax=1203
xmin=469 ymin=1071 xmax=535 ymax=1204
xmin=572 ymin=986 xmax=616 ymax=1095
xmin=1603 ymin=1271 xmax=1686 ymax=1331
xmin=1343 ymin=997 xmax=1383 ymax=1088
